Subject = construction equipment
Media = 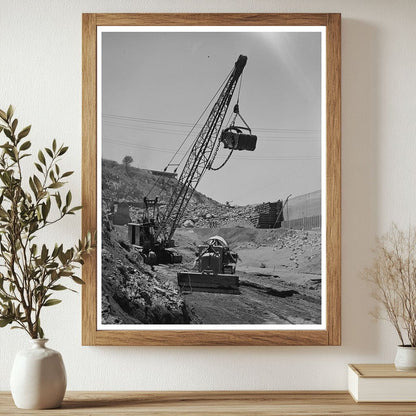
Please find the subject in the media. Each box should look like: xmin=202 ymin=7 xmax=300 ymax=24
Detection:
xmin=220 ymin=103 xmax=257 ymax=152
xmin=128 ymin=197 xmax=182 ymax=264
xmin=178 ymin=236 xmax=239 ymax=294
xmin=129 ymin=55 xmax=256 ymax=292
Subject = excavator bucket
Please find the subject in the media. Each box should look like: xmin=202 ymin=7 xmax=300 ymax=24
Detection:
xmin=221 ymin=130 xmax=257 ymax=151
xmin=177 ymin=272 xmax=240 ymax=295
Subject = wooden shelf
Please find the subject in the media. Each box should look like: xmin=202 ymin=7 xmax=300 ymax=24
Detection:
xmin=2 ymin=391 xmax=416 ymax=415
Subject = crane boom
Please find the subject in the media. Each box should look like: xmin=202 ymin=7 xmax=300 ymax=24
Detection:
xmin=156 ymin=55 xmax=248 ymax=243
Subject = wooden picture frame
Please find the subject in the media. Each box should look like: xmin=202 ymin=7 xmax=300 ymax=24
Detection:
xmin=82 ymin=13 xmax=341 ymax=346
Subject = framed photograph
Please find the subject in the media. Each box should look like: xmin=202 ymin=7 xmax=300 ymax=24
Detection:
xmin=82 ymin=13 xmax=341 ymax=346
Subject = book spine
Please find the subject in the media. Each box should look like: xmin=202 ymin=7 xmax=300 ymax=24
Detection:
xmin=347 ymin=366 xmax=359 ymax=402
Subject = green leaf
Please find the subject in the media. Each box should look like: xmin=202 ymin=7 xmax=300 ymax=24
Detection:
xmin=50 ymin=284 xmax=68 ymax=291
xmin=69 ymin=206 xmax=82 ymax=213
xmin=38 ymin=325 xmax=44 ymax=339
xmin=61 ymin=171 xmax=74 ymax=178
xmin=43 ymin=299 xmax=62 ymax=307
xmin=58 ymin=146 xmax=68 ymax=156
xmin=6 ymin=105 xmax=14 ymax=121
xmin=51 ymin=244 xmax=59 ymax=258
xmin=19 ymin=140 xmax=31 ymax=151
xmin=0 ymin=109 xmax=7 ymax=121
xmin=65 ymin=191 xmax=72 ymax=207
xmin=18 ymin=125 xmax=31 ymax=140
xmin=0 ymin=317 xmax=13 ymax=327
xmin=58 ymin=250 xmax=66 ymax=264
xmin=52 ymin=139 xmax=57 ymax=152
xmin=31 ymin=244 xmax=38 ymax=256
xmin=41 ymin=244 xmax=48 ymax=262
xmin=11 ymin=118 xmax=18 ymax=133
xmin=55 ymin=192 xmax=62 ymax=208
xmin=48 ymin=182 xmax=64 ymax=189
xmin=45 ymin=148 xmax=53 ymax=158
xmin=38 ymin=150 xmax=46 ymax=165
xmin=41 ymin=202 xmax=50 ymax=221
xmin=71 ymin=276 xmax=85 ymax=285
xmin=34 ymin=162 xmax=43 ymax=173
xmin=4 ymin=129 xmax=12 ymax=140
xmin=33 ymin=175 xmax=42 ymax=192
xmin=29 ymin=177 xmax=37 ymax=196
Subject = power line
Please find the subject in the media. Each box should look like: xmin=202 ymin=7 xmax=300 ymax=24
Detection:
xmin=102 ymin=113 xmax=321 ymax=134
xmin=102 ymin=137 xmax=320 ymax=161
xmin=103 ymin=121 xmax=321 ymax=142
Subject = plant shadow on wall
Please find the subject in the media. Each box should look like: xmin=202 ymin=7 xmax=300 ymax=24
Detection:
xmin=0 ymin=105 xmax=94 ymax=339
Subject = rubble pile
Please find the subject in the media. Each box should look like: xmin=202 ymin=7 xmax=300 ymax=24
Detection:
xmin=101 ymin=217 xmax=191 ymax=325
xmin=231 ymin=228 xmax=322 ymax=275
xmin=275 ymin=230 xmax=321 ymax=273
xmin=274 ymin=229 xmax=321 ymax=251
xmin=182 ymin=202 xmax=258 ymax=228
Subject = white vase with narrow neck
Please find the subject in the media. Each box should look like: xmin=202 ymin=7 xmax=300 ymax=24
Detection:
xmin=394 ymin=345 xmax=416 ymax=371
xmin=10 ymin=339 xmax=67 ymax=409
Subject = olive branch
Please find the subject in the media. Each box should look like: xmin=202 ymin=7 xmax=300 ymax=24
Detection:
xmin=0 ymin=105 xmax=94 ymax=338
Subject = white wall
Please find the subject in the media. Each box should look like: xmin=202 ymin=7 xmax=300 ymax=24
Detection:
xmin=1 ymin=0 xmax=416 ymax=391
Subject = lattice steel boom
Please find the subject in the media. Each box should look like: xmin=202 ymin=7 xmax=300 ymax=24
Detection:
xmin=156 ymin=55 xmax=248 ymax=244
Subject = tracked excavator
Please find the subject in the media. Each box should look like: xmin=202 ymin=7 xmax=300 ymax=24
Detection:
xmin=128 ymin=55 xmax=257 ymax=293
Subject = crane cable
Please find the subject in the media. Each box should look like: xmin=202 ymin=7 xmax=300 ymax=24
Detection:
xmin=208 ymin=75 xmax=244 ymax=171
xmin=209 ymin=149 xmax=234 ymax=171
xmin=145 ymin=68 xmax=233 ymax=199
xmin=174 ymin=68 xmax=234 ymax=169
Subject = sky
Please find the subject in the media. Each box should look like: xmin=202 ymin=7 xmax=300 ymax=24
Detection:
xmin=101 ymin=29 xmax=323 ymax=205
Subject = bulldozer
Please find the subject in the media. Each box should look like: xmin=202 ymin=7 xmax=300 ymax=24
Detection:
xmin=177 ymin=236 xmax=239 ymax=294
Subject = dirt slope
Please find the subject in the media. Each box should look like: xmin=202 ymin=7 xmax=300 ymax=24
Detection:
xmin=101 ymin=220 xmax=191 ymax=325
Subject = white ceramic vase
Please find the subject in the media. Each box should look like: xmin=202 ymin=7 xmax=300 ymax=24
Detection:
xmin=394 ymin=345 xmax=416 ymax=371
xmin=10 ymin=339 xmax=67 ymax=409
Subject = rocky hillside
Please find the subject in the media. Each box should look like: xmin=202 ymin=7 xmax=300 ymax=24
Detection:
xmin=101 ymin=217 xmax=191 ymax=325
xmin=102 ymin=158 xmax=220 ymax=209
xmin=102 ymin=158 xmax=262 ymax=228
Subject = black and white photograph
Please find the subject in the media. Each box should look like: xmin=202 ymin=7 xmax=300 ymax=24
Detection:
xmin=98 ymin=27 xmax=325 ymax=329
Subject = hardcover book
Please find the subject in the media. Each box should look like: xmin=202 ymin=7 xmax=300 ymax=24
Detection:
xmin=348 ymin=364 xmax=416 ymax=402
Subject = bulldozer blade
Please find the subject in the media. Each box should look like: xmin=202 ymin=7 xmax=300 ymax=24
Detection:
xmin=177 ymin=272 xmax=240 ymax=295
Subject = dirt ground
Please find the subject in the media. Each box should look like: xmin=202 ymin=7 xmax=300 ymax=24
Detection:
xmin=155 ymin=227 xmax=322 ymax=325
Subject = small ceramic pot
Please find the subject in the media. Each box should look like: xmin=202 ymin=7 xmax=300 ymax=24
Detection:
xmin=10 ymin=339 xmax=67 ymax=409
xmin=394 ymin=345 xmax=416 ymax=371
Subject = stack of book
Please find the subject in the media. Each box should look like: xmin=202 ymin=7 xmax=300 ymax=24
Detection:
xmin=348 ymin=364 xmax=416 ymax=402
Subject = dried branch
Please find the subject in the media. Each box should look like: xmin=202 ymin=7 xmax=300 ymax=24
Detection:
xmin=363 ymin=223 xmax=416 ymax=346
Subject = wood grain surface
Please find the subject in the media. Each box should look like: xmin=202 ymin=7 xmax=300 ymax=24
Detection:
xmin=81 ymin=13 xmax=98 ymax=347
xmin=350 ymin=364 xmax=416 ymax=378
xmin=2 ymin=391 xmax=416 ymax=415
xmin=82 ymin=13 xmax=341 ymax=346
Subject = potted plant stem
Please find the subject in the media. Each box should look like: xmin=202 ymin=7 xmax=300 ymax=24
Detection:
xmin=0 ymin=105 xmax=94 ymax=408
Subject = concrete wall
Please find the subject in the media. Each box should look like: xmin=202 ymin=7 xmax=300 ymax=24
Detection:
xmin=1 ymin=0 xmax=416 ymax=391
